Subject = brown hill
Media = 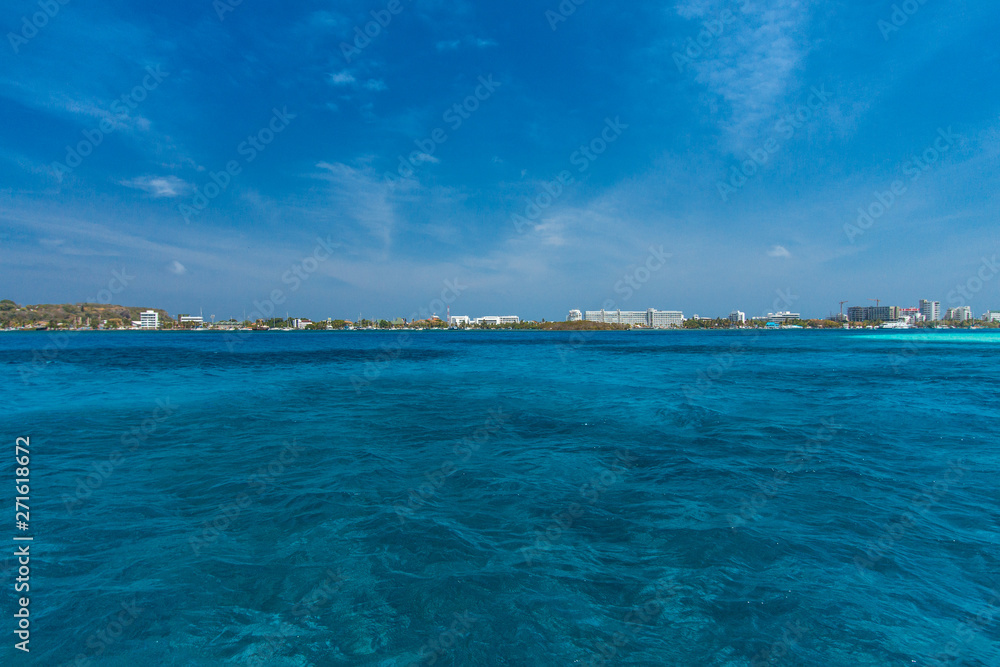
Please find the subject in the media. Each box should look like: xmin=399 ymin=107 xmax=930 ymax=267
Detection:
xmin=0 ymin=300 xmax=172 ymax=328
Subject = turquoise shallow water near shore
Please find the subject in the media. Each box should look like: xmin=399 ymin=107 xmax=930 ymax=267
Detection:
xmin=1 ymin=330 xmax=998 ymax=665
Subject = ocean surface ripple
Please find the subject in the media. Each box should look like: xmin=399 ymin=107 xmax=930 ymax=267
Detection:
xmin=1 ymin=330 xmax=998 ymax=666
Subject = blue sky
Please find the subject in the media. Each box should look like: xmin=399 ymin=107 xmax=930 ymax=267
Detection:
xmin=1 ymin=0 xmax=998 ymax=321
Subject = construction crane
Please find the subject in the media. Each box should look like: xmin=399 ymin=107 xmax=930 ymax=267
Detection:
xmin=869 ymin=298 xmax=880 ymax=307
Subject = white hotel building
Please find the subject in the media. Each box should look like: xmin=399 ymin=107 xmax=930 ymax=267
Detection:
xmin=944 ymin=306 xmax=973 ymax=322
xmin=139 ymin=310 xmax=160 ymax=329
xmin=919 ymin=299 xmax=941 ymax=322
xmin=474 ymin=316 xmax=520 ymax=325
xmin=583 ymin=308 xmax=684 ymax=328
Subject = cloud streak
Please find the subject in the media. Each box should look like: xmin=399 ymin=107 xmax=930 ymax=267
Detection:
xmin=119 ymin=176 xmax=191 ymax=198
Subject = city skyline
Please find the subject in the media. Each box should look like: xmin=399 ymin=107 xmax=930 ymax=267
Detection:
xmin=2 ymin=2 xmax=999 ymax=321
xmin=4 ymin=292 xmax=999 ymax=326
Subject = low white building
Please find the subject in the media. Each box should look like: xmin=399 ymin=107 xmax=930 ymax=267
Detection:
xmin=984 ymin=311 xmax=1000 ymax=323
xmin=449 ymin=315 xmax=471 ymax=327
xmin=729 ymin=310 xmax=746 ymax=324
xmin=139 ymin=310 xmax=159 ymax=329
xmin=568 ymin=309 xmax=582 ymax=322
xmin=293 ymin=319 xmax=313 ymax=329
xmin=473 ymin=316 xmax=519 ymax=326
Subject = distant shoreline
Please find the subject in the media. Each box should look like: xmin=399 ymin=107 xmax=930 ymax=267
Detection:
xmin=3 ymin=325 xmax=995 ymax=334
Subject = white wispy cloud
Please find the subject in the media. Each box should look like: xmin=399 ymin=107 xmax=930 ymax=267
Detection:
xmin=670 ymin=1 xmax=812 ymax=151
xmin=307 ymin=10 xmax=350 ymax=29
xmin=435 ymin=36 xmax=497 ymax=51
xmin=119 ymin=175 xmax=191 ymax=197
xmin=410 ymin=153 xmax=439 ymax=165
xmin=329 ymin=71 xmax=356 ymax=86
xmin=768 ymin=244 xmax=791 ymax=258
xmin=168 ymin=260 xmax=187 ymax=275
xmin=314 ymin=161 xmax=398 ymax=249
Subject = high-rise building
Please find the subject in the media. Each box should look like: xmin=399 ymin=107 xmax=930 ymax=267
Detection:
xmin=944 ymin=306 xmax=972 ymax=321
xmin=729 ymin=310 xmax=746 ymax=324
xmin=847 ymin=306 xmax=899 ymax=322
xmin=568 ymin=309 xmax=582 ymax=322
xmin=139 ymin=310 xmax=159 ymax=329
xmin=919 ymin=300 xmax=940 ymax=322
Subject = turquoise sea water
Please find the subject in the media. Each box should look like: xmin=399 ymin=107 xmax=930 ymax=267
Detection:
xmin=1 ymin=330 xmax=998 ymax=666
